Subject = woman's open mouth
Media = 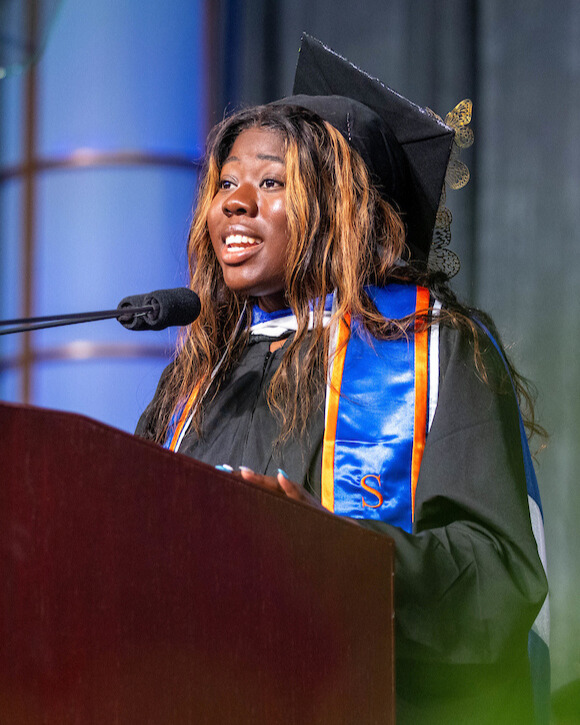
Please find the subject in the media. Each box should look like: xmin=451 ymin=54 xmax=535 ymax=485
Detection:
xmin=222 ymin=234 xmax=263 ymax=262
xmin=224 ymin=234 xmax=262 ymax=251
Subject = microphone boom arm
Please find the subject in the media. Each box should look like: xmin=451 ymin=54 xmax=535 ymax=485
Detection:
xmin=0 ymin=306 xmax=155 ymax=336
xmin=0 ymin=288 xmax=201 ymax=336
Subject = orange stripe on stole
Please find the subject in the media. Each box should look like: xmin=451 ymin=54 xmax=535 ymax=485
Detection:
xmin=410 ymin=286 xmax=430 ymax=520
xmin=321 ymin=313 xmax=351 ymax=512
xmin=168 ymin=385 xmax=200 ymax=451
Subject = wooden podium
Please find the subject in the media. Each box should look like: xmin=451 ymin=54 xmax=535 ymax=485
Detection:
xmin=0 ymin=402 xmax=395 ymax=724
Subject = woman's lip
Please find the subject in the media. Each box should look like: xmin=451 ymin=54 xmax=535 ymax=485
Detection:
xmin=222 ymin=228 xmax=261 ymax=242
xmin=221 ymin=239 xmax=263 ymax=264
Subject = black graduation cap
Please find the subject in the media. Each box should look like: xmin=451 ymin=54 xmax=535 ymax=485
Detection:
xmin=279 ymin=34 xmax=455 ymax=260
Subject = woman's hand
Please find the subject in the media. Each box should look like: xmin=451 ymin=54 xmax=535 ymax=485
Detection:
xmin=237 ymin=467 xmax=326 ymax=510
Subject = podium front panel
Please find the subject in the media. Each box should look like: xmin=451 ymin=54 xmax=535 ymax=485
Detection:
xmin=0 ymin=402 xmax=395 ymax=724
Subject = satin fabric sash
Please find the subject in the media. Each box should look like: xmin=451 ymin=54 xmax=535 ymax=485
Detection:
xmin=322 ymin=284 xmax=431 ymax=533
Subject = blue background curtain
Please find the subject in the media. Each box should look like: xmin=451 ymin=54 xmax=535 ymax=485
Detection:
xmin=0 ymin=0 xmax=205 ymax=431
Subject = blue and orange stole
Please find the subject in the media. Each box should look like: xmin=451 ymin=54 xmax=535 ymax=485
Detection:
xmin=164 ymin=282 xmax=549 ymax=722
xmin=322 ymin=284 xmax=431 ymax=532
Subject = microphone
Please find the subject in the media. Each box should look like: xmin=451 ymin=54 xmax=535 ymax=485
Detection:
xmin=117 ymin=288 xmax=201 ymax=331
xmin=0 ymin=288 xmax=201 ymax=335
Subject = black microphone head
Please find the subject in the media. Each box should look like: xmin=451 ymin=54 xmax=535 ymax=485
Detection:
xmin=117 ymin=293 xmax=156 ymax=330
xmin=117 ymin=288 xmax=201 ymax=331
xmin=146 ymin=288 xmax=201 ymax=330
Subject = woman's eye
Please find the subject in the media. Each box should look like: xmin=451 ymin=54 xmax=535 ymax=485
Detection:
xmin=219 ymin=179 xmax=234 ymax=190
xmin=262 ymin=178 xmax=284 ymax=189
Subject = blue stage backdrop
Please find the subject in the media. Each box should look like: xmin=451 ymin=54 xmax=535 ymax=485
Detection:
xmin=0 ymin=0 xmax=206 ymax=432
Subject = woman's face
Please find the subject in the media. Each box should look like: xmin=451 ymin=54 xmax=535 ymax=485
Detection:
xmin=207 ymin=127 xmax=290 ymax=312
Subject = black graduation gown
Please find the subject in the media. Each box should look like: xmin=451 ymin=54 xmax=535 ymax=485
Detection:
xmin=136 ymin=325 xmax=548 ymax=725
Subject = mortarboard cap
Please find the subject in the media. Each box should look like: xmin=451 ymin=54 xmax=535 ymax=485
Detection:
xmin=278 ymin=34 xmax=456 ymax=260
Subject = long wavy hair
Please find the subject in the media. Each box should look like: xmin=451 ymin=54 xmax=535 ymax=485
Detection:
xmin=144 ymin=103 xmax=544 ymax=447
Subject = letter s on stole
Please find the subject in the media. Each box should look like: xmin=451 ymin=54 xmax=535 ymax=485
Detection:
xmin=361 ymin=474 xmax=383 ymax=508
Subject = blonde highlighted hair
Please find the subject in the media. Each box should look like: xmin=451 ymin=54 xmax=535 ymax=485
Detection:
xmin=145 ymin=104 xmax=410 ymax=443
xmin=144 ymin=103 xmax=544 ymax=447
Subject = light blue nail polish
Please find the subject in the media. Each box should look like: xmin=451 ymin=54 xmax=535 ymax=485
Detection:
xmin=277 ymin=468 xmax=290 ymax=479
xmin=215 ymin=464 xmax=233 ymax=472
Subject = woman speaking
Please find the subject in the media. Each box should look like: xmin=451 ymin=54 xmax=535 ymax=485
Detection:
xmin=137 ymin=35 xmax=548 ymax=725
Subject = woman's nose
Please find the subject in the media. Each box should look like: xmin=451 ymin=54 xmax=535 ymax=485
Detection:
xmin=222 ymin=183 xmax=258 ymax=217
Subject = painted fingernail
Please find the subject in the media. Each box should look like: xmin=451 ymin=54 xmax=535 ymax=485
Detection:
xmin=277 ymin=468 xmax=290 ymax=479
xmin=215 ymin=464 xmax=233 ymax=472
xmin=239 ymin=466 xmax=254 ymax=473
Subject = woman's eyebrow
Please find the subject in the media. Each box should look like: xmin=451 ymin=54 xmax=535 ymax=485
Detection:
xmin=257 ymin=154 xmax=285 ymax=163
xmin=223 ymin=154 xmax=285 ymax=165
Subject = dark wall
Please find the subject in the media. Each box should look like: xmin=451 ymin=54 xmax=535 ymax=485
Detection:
xmin=215 ymin=0 xmax=580 ymax=695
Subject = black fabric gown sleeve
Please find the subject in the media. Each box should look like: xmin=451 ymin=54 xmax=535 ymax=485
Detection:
xmin=135 ymin=326 xmax=548 ymax=725
xmin=135 ymin=361 xmax=174 ymax=440
xmin=354 ymin=327 xmax=548 ymax=724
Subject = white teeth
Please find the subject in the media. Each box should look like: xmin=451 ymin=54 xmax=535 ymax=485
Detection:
xmin=225 ymin=234 xmax=261 ymax=251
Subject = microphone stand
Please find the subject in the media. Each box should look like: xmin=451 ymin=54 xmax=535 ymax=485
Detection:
xmin=0 ymin=306 xmax=155 ymax=336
